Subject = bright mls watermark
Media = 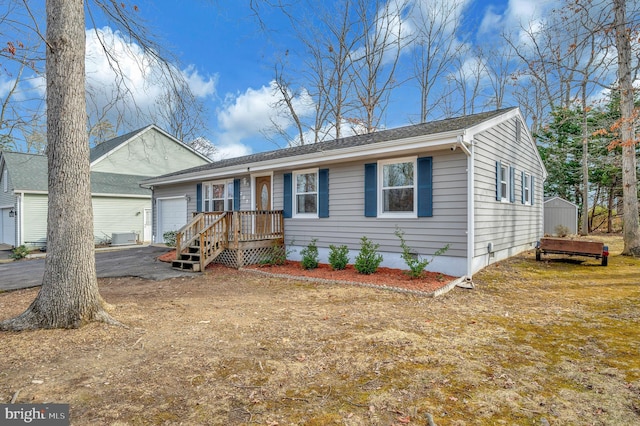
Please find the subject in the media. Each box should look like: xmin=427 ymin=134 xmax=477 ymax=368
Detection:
xmin=1 ymin=404 xmax=69 ymax=425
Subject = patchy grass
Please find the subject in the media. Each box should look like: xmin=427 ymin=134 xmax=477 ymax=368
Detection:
xmin=0 ymin=235 xmax=638 ymax=425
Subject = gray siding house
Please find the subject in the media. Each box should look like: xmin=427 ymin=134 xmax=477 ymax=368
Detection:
xmin=0 ymin=125 xmax=210 ymax=248
xmin=143 ymin=107 xmax=546 ymax=279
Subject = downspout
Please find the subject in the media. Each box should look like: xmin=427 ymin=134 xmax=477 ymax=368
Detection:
xmin=464 ymin=137 xmax=475 ymax=288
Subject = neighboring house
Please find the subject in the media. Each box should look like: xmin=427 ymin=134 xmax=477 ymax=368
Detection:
xmin=142 ymin=107 xmax=547 ymax=279
xmin=544 ymin=197 xmax=578 ymax=235
xmin=0 ymin=125 xmax=211 ymax=248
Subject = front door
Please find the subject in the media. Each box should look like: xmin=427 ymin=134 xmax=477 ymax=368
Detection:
xmin=143 ymin=208 xmax=152 ymax=242
xmin=255 ymin=176 xmax=271 ymax=235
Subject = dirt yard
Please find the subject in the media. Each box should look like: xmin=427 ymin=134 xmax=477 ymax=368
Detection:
xmin=1 ymin=235 xmax=639 ymax=425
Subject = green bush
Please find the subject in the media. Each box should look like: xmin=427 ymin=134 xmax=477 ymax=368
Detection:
xmin=259 ymin=241 xmax=289 ymax=266
xmin=163 ymin=231 xmax=177 ymax=247
xmin=328 ymin=244 xmax=349 ymax=270
xmin=300 ymin=239 xmax=319 ymax=270
xmin=354 ymin=236 xmax=383 ymax=275
xmin=10 ymin=245 xmax=30 ymax=260
xmin=395 ymin=227 xmax=449 ymax=278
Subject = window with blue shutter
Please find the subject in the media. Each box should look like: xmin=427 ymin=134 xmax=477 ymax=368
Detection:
xmin=364 ymin=163 xmax=377 ymax=217
xmin=531 ymin=175 xmax=535 ymax=205
xmin=283 ymin=173 xmax=292 ymax=218
xmin=196 ymin=183 xmax=202 ymax=212
xmin=509 ymin=166 xmax=515 ymax=203
xmin=318 ymin=169 xmax=329 ymax=218
xmin=496 ymin=161 xmax=502 ymax=201
xmin=417 ymin=157 xmax=433 ymax=217
xmin=233 ymin=178 xmax=241 ymax=211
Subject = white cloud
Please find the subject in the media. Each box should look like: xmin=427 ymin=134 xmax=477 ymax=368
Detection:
xmin=216 ymin=81 xmax=314 ymax=146
xmin=183 ymin=65 xmax=217 ymax=98
xmin=211 ymin=142 xmax=252 ymax=161
xmin=84 ymin=27 xmax=217 ymax=128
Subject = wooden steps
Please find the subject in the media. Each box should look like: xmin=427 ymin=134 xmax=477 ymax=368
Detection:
xmin=171 ymin=245 xmax=202 ymax=272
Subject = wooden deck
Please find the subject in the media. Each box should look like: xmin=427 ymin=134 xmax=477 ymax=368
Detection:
xmin=173 ymin=210 xmax=284 ymax=271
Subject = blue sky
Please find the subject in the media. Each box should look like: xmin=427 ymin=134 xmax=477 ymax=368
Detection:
xmin=1 ymin=0 xmax=565 ymax=158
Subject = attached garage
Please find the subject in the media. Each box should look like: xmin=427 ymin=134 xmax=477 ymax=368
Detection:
xmin=157 ymin=197 xmax=188 ymax=243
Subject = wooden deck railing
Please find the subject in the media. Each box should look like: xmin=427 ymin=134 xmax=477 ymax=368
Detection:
xmin=176 ymin=210 xmax=284 ymax=268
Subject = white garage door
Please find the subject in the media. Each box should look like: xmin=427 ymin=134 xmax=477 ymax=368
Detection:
xmin=1 ymin=208 xmax=16 ymax=246
xmin=158 ymin=198 xmax=187 ymax=243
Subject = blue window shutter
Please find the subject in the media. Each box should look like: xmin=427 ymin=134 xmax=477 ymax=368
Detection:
xmin=283 ymin=173 xmax=292 ymax=218
xmin=509 ymin=167 xmax=515 ymax=203
xmin=233 ymin=178 xmax=241 ymax=211
xmin=196 ymin=183 xmax=202 ymax=212
xmin=521 ymin=171 xmax=525 ymax=204
xmin=364 ymin=163 xmax=377 ymax=217
xmin=318 ymin=169 xmax=329 ymax=218
xmin=417 ymin=157 xmax=433 ymax=217
xmin=496 ymin=161 xmax=502 ymax=201
xmin=531 ymin=175 xmax=535 ymax=205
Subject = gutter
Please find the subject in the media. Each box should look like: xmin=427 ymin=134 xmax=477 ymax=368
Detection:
xmin=141 ymin=130 xmax=463 ymax=187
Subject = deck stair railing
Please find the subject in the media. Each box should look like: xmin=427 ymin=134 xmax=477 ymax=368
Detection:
xmin=171 ymin=211 xmax=284 ymax=272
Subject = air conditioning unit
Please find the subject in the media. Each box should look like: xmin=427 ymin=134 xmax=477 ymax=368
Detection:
xmin=111 ymin=232 xmax=137 ymax=246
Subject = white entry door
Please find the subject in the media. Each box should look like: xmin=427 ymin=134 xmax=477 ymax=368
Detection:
xmin=1 ymin=208 xmax=16 ymax=246
xmin=143 ymin=208 xmax=152 ymax=242
xmin=157 ymin=198 xmax=187 ymax=243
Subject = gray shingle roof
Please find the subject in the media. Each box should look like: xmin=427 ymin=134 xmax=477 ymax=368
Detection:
xmin=152 ymin=107 xmax=517 ymax=181
xmin=2 ymin=151 xmax=151 ymax=195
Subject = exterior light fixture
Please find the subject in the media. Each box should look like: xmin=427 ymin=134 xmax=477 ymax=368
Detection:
xmin=9 ymin=208 xmax=15 ymax=218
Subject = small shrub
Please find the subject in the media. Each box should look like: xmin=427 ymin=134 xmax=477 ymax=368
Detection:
xmin=328 ymin=244 xmax=349 ymax=270
xmin=555 ymin=224 xmax=570 ymax=237
xmin=354 ymin=236 xmax=383 ymax=275
xmin=10 ymin=245 xmax=30 ymax=260
xmin=259 ymin=241 xmax=290 ymax=266
xmin=395 ymin=227 xmax=449 ymax=278
xmin=163 ymin=231 xmax=177 ymax=247
xmin=300 ymin=239 xmax=319 ymax=270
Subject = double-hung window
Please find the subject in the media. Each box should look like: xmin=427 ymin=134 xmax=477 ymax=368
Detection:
xmin=202 ymin=180 xmax=234 ymax=212
xmin=379 ymin=157 xmax=416 ymax=216
xmin=500 ymin=163 xmax=509 ymax=202
xmin=523 ymin=172 xmax=531 ymax=204
xmin=294 ymin=169 xmax=318 ymax=217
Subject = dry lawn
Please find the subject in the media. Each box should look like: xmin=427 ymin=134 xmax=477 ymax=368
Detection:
xmin=1 ymin=235 xmax=639 ymax=425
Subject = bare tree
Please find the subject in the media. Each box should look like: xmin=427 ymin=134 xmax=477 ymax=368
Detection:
xmin=410 ymin=0 xmax=466 ymax=122
xmin=1 ymin=0 xmax=118 ymax=330
xmin=348 ymin=0 xmax=410 ymax=133
xmin=612 ymin=0 xmax=640 ymax=255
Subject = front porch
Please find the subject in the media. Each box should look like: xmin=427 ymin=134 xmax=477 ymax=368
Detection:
xmin=172 ymin=210 xmax=284 ymax=272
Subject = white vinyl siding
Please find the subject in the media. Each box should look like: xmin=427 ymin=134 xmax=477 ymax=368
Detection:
xmin=92 ymin=197 xmax=149 ymax=244
xmin=22 ymin=194 xmax=48 ymax=247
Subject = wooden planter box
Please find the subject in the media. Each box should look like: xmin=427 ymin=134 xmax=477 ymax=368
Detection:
xmin=535 ymin=238 xmax=609 ymax=266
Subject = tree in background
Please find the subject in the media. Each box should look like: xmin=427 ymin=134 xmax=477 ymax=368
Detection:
xmin=611 ymin=0 xmax=640 ymax=255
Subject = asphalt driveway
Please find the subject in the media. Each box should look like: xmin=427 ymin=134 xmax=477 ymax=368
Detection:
xmin=0 ymin=246 xmax=194 ymax=292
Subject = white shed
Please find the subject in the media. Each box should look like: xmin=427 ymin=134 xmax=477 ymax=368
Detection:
xmin=544 ymin=197 xmax=578 ymax=236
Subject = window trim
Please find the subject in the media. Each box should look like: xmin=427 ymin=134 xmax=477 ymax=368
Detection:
xmin=378 ymin=156 xmax=417 ymax=218
xmin=522 ymin=172 xmax=532 ymax=205
xmin=500 ymin=162 xmax=510 ymax=203
xmin=293 ymin=168 xmax=319 ymax=218
xmin=202 ymin=180 xmax=234 ymax=212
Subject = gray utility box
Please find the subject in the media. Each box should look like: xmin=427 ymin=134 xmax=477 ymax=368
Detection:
xmin=111 ymin=232 xmax=137 ymax=246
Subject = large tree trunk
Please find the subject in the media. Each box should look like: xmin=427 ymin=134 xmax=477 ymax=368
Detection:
xmin=1 ymin=0 xmax=116 ymax=330
xmin=613 ymin=0 xmax=640 ymax=256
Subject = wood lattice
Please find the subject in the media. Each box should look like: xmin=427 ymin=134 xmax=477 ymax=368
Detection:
xmin=214 ymin=245 xmax=284 ymax=268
